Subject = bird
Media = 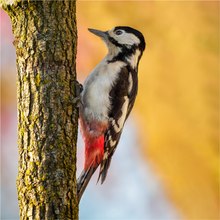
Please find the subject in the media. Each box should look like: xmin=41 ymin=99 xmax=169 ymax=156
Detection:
xmin=77 ymin=26 xmax=146 ymax=201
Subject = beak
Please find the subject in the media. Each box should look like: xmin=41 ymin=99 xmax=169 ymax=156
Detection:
xmin=88 ymin=28 xmax=108 ymax=39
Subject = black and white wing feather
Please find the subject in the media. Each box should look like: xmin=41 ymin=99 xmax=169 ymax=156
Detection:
xmin=98 ymin=66 xmax=138 ymax=183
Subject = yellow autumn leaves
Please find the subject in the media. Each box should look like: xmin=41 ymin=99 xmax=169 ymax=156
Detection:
xmin=77 ymin=1 xmax=219 ymax=219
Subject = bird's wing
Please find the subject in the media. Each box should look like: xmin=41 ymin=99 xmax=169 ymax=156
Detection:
xmin=98 ymin=66 xmax=138 ymax=183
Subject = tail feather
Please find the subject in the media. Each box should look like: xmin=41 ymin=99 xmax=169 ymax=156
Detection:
xmin=97 ymin=156 xmax=112 ymax=184
xmin=97 ymin=147 xmax=117 ymax=184
xmin=77 ymin=165 xmax=99 ymax=202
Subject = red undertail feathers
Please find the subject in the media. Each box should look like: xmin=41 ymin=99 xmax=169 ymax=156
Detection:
xmin=84 ymin=135 xmax=104 ymax=170
xmin=77 ymin=135 xmax=104 ymax=202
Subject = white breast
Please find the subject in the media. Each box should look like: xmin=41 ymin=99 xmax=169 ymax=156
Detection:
xmin=81 ymin=58 xmax=126 ymax=122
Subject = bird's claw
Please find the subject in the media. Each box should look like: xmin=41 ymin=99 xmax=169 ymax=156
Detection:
xmin=73 ymin=80 xmax=83 ymax=107
xmin=74 ymin=80 xmax=83 ymax=97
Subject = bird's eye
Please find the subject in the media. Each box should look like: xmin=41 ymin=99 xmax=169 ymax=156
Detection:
xmin=115 ymin=30 xmax=123 ymax=35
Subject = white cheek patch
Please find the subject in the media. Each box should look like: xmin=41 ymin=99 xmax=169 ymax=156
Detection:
xmin=109 ymin=31 xmax=140 ymax=46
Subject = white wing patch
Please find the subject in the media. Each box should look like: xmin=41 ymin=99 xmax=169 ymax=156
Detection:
xmin=128 ymin=73 xmax=133 ymax=94
xmin=127 ymin=49 xmax=141 ymax=69
xmin=103 ymin=152 xmax=108 ymax=160
xmin=109 ymin=139 xmax=116 ymax=147
xmin=112 ymin=96 xmax=129 ymax=133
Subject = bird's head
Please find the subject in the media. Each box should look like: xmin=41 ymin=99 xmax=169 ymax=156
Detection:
xmin=88 ymin=26 xmax=146 ymax=59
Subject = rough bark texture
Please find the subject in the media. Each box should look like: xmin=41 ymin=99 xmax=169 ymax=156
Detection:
xmin=2 ymin=0 xmax=78 ymax=219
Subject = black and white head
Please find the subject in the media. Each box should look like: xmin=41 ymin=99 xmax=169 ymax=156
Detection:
xmin=88 ymin=26 xmax=146 ymax=67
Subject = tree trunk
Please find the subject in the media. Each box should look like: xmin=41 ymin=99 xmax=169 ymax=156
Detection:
xmin=1 ymin=0 xmax=78 ymax=219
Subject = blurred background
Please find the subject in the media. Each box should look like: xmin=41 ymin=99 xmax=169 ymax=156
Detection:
xmin=1 ymin=1 xmax=219 ymax=219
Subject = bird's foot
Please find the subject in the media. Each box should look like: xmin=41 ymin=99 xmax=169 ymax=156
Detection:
xmin=72 ymin=80 xmax=83 ymax=107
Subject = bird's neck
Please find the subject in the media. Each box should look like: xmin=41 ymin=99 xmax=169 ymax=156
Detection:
xmin=107 ymin=46 xmax=121 ymax=59
xmin=106 ymin=47 xmax=141 ymax=69
xmin=125 ymin=49 xmax=141 ymax=69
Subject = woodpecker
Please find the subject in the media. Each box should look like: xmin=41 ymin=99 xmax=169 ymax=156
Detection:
xmin=78 ymin=26 xmax=145 ymax=201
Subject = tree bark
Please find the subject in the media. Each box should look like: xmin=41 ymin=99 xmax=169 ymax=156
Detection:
xmin=1 ymin=0 xmax=78 ymax=219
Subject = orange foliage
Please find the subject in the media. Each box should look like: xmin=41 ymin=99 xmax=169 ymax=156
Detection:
xmin=77 ymin=1 xmax=219 ymax=219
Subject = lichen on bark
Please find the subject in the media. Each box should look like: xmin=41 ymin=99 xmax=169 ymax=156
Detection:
xmin=2 ymin=0 xmax=79 ymax=219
